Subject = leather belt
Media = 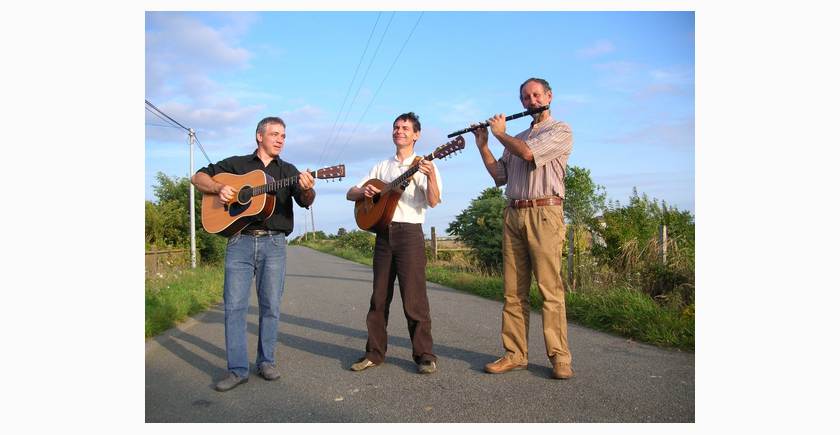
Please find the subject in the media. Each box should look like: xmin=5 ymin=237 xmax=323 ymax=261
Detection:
xmin=241 ymin=229 xmax=284 ymax=237
xmin=509 ymin=197 xmax=564 ymax=209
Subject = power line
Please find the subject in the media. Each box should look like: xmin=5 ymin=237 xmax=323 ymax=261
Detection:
xmin=317 ymin=12 xmax=383 ymax=167
xmin=146 ymin=122 xmax=182 ymax=129
xmin=192 ymin=133 xmax=213 ymax=165
xmin=336 ymin=12 xmax=424 ymax=163
xmin=145 ymin=105 xmax=181 ymax=129
xmin=145 ymin=99 xmax=190 ymax=132
xmin=145 ymin=99 xmax=212 ymax=164
xmin=324 ymin=12 xmax=396 ymax=163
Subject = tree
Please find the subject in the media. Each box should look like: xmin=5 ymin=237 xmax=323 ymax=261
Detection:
xmin=145 ymin=172 xmax=226 ymax=263
xmin=447 ymin=187 xmax=506 ymax=271
xmin=564 ymin=165 xmax=607 ymax=228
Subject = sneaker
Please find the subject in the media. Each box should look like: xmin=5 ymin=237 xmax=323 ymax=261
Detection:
xmin=417 ymin=360 xmax=437 ymax=374
xmin=350 ymin=357 xmax=379 ymax=371
xmin=258 ymin=362 xmax=281 ymax=381
xmin=214 ymin=372 xmax=248 ymax=392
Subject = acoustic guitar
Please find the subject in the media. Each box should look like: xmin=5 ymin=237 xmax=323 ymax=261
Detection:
xmin=354 ymin=136 xmax=465 ymax=233
xmin=201 ymin=164 xmax=345 ymax=237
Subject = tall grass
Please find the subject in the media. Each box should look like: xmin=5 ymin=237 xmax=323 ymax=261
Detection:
xmin=145 ymin=264 xmax=225 ymax=338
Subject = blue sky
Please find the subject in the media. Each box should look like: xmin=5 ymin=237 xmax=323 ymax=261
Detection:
xmin=145 ymin=11 xmax=694 ymax=238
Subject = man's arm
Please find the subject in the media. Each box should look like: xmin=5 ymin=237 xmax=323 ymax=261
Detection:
xmin=191 ymin=172 xmax=235 ymax=203
xmin=471 ymin=124 xmax=507 ymax=186
xmin=417 ymin=160 xmax=441 ymax=207
xmin=487 ymin=114 xmax=533 ymax=161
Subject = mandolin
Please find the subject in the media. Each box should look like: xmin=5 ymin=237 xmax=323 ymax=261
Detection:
xmin=354 ymin=136 xmax=465 ymax=233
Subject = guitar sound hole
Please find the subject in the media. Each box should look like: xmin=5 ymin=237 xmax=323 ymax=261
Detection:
xmin=237 ymin=187 xmax=253 ymax=204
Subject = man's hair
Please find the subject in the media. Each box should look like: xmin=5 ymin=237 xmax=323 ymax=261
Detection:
xmin=393 ymin=112 xmax=421 ymax=132
xmin=519 ymin=77 xmax=552 ymax=98
xmin=255 ymin=116 xmax=286 ymax=139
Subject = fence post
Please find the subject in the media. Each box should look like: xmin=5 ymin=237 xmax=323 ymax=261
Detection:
xmin=430 ymin=226 xmax=437 ymax=261
xmin=659 ymin=224 xmax=668 ymax=264
xmin=567 ymin=226 xmax=574 ymax=291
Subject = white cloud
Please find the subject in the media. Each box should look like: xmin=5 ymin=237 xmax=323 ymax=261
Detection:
xmin=578 ymin=39 xmax=615 ymax=58
xmin=145 ymin=13 xmax=251 ymax=73
xmin=145 ymin=13 xmax=267 ymax=146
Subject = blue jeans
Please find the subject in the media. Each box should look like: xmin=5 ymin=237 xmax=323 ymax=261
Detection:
xmin=223 ymin=233 xmax=287 ymax=378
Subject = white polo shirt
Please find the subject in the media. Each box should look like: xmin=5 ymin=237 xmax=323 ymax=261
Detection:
xmin=355 ymin=153 xmax=443 ymax=224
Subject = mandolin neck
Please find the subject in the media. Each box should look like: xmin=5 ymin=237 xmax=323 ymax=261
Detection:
xmin=387 ymin=153 xmax=434 ymax=190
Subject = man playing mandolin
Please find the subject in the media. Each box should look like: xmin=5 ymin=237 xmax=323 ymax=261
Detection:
xmin=346 ymin=112 xmax=442 ymax=374
xmin=191 ymin=116 xmax=316 ymax=392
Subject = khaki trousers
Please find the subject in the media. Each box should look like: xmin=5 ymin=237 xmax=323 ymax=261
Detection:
xmin=501 ymin=204 xmax=571 ymax=365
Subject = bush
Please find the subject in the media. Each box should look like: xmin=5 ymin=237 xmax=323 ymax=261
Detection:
xmin=447 ymin=187 xmax=506 ymax=272
xmin=197 ymin=231 xmax=227 ymax=264
xmin=335 ymin=230 xmax=376 ymax=256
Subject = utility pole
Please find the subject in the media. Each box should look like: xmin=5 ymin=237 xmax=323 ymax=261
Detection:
xmin=303 ymin=205 xmax=309 ymax=241
xmin=189 ymin=128 xmax=197 ymax=268
xmin=310 ymin=204 xmax=315 ymax=237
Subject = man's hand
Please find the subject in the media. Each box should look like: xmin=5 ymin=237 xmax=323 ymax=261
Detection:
xmin=218 ymin=185 xmax=235 ymax=204
xmin=487 ymin=113 xmax=507 ymax=138
xmin=418 ymin=159 xmax=435 ymax=178
xmin=471 ymin=123 xmax=489 ymax=149
xmin=299 ymin=170 xmax=315 ymax=190
xmin=363 ymin=183 xmax=381 ymax=198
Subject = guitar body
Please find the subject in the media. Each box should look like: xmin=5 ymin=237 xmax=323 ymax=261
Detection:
xmin=201 ymin=170 xmax=276 ymax=237
xmin=354 ymin=178 xmax=404 ymax=233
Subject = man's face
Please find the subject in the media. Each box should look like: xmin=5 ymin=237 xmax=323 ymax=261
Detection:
xmin=257 ymin=122 xmax=286 ymax=157
xmin=520 ymin=81 xmax=552 ymax=110
xmin=392 ymin=119 xmax=420 ymax=148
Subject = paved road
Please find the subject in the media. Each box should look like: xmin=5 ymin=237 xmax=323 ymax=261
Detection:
xmin=145 ymin=246 xmax=694 ymax=422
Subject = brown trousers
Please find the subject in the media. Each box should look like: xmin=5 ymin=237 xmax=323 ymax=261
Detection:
xmin=365 ymin=222 xmax=436 ymax=364
xmin=501 ymin=204 xmax=572 ymax=365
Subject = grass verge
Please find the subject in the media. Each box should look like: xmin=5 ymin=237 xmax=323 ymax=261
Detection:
xmin=297 ymin=239 xmax=694 ymax=351
xmin=145 ymin=264 xmax=225 ymax=338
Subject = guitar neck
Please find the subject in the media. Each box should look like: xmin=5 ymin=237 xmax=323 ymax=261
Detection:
xmin=250 ymin=170 xmax=315 ymax=196
xmin=388 ymin=153 xmax=434 ymax=190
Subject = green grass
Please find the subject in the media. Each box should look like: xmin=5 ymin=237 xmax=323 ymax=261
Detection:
xmin=145 ymin=264 xmax=225 ymax=338
xmin=297 ymin=239 xmax=694 ymax=351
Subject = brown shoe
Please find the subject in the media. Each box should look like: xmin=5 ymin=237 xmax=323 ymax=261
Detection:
xmin=552 ymin=361 xmax=574 ymax=380
xmin=350 ymin=357 xmax=379 ymax=372
xmin=484 ymin=356 xmax=527 ymax=374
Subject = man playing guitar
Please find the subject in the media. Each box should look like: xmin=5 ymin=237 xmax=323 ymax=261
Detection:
xmin=191 ymin=116 xmax=316 ymax=392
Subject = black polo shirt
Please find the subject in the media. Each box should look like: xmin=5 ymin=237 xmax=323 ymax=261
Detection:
xmin=197 ymin=151 xmax=311 ymax=235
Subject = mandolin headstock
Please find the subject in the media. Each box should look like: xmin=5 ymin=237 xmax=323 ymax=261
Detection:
xmin=431 ymin=136 xmax=465 ymax=160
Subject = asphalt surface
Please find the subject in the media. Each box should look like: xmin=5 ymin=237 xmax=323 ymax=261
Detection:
xmin=145 ymin=246 xmax=694 ymax=422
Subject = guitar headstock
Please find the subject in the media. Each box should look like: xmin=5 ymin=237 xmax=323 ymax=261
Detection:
xmin=315 ymin=164 xmax=346 ymax=181
xmin=431 ymin=135 xmax=465 ymax=160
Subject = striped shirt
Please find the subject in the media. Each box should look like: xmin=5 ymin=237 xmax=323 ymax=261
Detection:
xmin=355 ymin=153 xmax=443 ymax=224
xmin=491 ymin=115 xmax=573 ymax=200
